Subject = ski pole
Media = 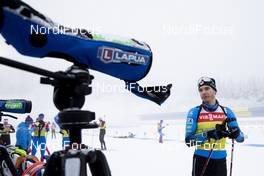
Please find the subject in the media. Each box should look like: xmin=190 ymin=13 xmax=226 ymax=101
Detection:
xmin=200 ymin=141 xmax=218 ymax=176
xmin=229 ymin=139 xmax=235 ymax=176
xmin=46 ymin=146 xmax=51 ymax=155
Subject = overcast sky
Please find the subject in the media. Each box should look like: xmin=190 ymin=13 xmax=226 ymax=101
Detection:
xmin=0 ymin=0 xmax=263 ymax=124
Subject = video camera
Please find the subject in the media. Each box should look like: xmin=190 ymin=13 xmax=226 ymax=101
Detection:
xmin=0 ymin=99 xmax=31 ymax=133
xmin=0 ymin=99 xmax=31 ymax=135
xmin=0 ymin=99 xmax=32 ymax=114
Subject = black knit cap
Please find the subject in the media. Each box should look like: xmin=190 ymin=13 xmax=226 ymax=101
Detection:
xmin=198 ymin=77 xmax=217 ymax=92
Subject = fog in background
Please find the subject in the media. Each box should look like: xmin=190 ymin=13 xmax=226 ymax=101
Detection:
xmin=0 ymin=0 xmax=263 ymax=125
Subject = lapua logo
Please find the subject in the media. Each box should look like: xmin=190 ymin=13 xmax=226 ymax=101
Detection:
xmin=98 ymin=47 xmax=149 ymax=65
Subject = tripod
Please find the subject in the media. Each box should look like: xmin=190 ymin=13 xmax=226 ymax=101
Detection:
xmin=0 ymin=56 xmax=112 ymax=176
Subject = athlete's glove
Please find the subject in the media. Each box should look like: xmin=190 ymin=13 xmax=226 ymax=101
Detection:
xmin=205 ymin=129 xmax=229 ymax=140
xmin=228 ymin=127 xmax=240 ymax=139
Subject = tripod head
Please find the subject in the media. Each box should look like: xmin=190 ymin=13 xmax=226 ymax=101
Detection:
xmin=40 ymin=65 xmax=99 ymax=144
xmin=41 ymin=65 xmax=93 ymax=111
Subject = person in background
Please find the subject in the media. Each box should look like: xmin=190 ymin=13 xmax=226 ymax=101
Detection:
xmin=51 ymin=122 xmax=57 ymax=139
xmin=0 ymin=118 xmax=15 ymax=145
xmin=16 ymin=115 xmax=33 ymax=152
xmin=99 ymin=118 xmax=107 ymax=150
xmin=60 ymin=129 xmax=70 ymax=149
xmin=157 ymin=120 xmax=165 ymax=143
xmin=31 ymin=113 xmax=50 ymax=162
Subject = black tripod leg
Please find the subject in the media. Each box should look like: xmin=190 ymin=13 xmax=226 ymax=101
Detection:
xmin=88 ymin=150 xmax=111 ymax=176
xmin=43 ymin=151 xmax=62 ymax=176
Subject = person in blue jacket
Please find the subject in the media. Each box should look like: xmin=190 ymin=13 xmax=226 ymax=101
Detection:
xmin=16 ymin=115 xmax=33 ymax=152
xmin=31 ymin=113 xmax=50 ymax=162
xmin=185 ymin=77 xmax=244 ymax=176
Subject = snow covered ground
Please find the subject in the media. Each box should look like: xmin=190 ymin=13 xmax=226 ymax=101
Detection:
xmin=9 ymin=117 xmax=264 ymax=176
